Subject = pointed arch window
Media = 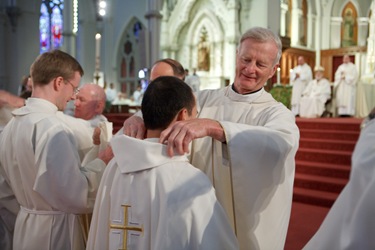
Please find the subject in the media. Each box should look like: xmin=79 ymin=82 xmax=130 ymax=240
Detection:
xmin=39 ymin=0 xmax=64 ymax=54
xmin=118 ymin=20 xmax=146 ymax=96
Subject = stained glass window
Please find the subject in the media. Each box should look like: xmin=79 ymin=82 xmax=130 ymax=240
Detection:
xmin=39 ymin=0 xmax=64 ymax=54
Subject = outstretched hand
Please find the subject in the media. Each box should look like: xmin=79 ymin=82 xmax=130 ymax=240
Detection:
xmin=159 ymin=118 xmax=225 ymax=157
xmin=98 ymin=145 xmax=114 ymax=165
xmin=93 ymin=127 xmax=101 ymax=145
xmin=122 ymin=115 xmax=146 ymax=139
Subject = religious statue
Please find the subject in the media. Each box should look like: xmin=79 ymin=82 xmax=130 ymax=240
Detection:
xmin=342 ymin=8 xmax=355 ymax=47
xmin=197 ymin=28 xmax=210 ymax=71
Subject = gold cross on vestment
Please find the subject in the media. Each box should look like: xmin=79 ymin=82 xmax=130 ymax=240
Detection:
xmin=109 ymin=204 xmax=143 ymax=250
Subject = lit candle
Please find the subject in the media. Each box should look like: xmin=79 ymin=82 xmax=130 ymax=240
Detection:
xmin=95 ymin=33 xmax=101 ymax=71
xmin=277 ymin=67 xmax=281 ymax=84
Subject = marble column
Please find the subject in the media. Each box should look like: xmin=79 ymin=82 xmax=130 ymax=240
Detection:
xmin=366 ymin=2 xmax=375 ymax=74
xmin=280 ymin=2 xmax=288 ymax=37
xmin=145 ymin=1 xmax=162 ymax=68
xmin=330 ymin=17 xmax=342 ymax=48
xmin=291 ymin=7 xmax=302 ymax=46
xmin=0 ymin=8 xmax=7 ymax=90
xmin=357 ymin=17 xmax=369 ymax=47
xmin=62 ymin=0 xmax=76 ymax=57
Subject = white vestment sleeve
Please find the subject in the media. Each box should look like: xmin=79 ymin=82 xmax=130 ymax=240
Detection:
xmin=345 ymin=64 xmax=358 ymax=85
xmin=219 ymin=119 xmax=298 ymax=249
xmin=34 ymin=127 xmax=105 ymax=214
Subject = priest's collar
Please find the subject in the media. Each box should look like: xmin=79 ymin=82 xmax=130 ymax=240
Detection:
xmin=12 ymin=97 xmax=58 ymax=116
xmin=231 ymin=84 xmax=262 ymax=95
xmin=111 ymin=135 xmax=189 ymax=174
xmin=227 ymin=84 xmax=264 ymax=102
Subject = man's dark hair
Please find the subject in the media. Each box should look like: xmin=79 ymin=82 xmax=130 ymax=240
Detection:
xmin=153 ymin=58 xmax=185 ymax=80
xmin=142 ymin=76 xmax=195 ymax=130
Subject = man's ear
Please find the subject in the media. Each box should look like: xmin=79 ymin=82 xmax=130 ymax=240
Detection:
xmin=54 ymin=76 xmax=64 ymax=91
xmin=176 ymin=108 xmax=189 ymax=121
xmin=96 ymin=101 xmax=105 ymax=114
xmin=269 ymin=63 xmax=279 ymax=79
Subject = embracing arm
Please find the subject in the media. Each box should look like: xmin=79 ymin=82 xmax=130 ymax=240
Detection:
xmin=116 ymin=111 xmax=146 ymax=139
xmin=159 ymin=118 xmax=225 ymax=157
xmin=0 ymin=90 xmax=25 ymax=108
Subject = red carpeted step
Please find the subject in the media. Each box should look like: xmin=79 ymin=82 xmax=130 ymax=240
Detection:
xmin=294 ymin=173 xmax=348 ymax=193
xmin=296 ymin=117 xmax=362 ymax=131
xmin=293 ymin=187 xmax=338 ymax=207
xmin=299 ymin=129 xmax=360 ymax=141
xmin=285 ymin=202 xmax=330 ymax=250
xmin=296 ymin=160 xmax=351 ymax=179
xmin=299 ymin=138 xmax=356 ymax=151
xmin=296 ymin=148 xmax=352 ymax=165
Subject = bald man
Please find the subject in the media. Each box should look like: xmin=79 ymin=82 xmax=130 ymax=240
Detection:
xmin=56 ymin=83 xmax=111 ymax=162
xmin=334 ymin=54 xmax=358 ymax=117
xmin=150 ymin=58 xmax=185 ymax=81
xmin=290 ymin=56 xmax=313 ymax=116
xmin=74 ymin=83 xmax=108 ymax=127
xmin=117 ymin=58 xmax=186 ymax=137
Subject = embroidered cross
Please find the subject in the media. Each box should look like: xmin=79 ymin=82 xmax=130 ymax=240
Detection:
xmin=110 ymin=204 xmax=143 ymax=250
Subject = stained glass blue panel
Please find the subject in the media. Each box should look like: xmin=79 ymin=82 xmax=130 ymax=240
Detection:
xmin=39 ymin=0 xmax=64 ymax=54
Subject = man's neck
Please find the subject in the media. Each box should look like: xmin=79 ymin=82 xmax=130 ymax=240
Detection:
xmin=146 ymin=129 xmax=162 ymax=139
xmin=232 ymin=84 xmax=262 ymax=95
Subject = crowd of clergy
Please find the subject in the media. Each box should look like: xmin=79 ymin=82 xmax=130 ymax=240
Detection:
xmin=290 ymin=54 xmax=358 ymax=118
xmin=0 ymin=26 xmax=374 ymax=250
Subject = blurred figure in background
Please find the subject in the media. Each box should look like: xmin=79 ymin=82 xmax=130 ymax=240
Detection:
xmin=74 ymin=83 xmax=107 ymax=127
xmin=105 ymin=82 xmax=117 ymax=112
xmin=299 ymin=66 xmax=331 ymax=118
xmin=185 ymin=68 xmax=201 ymax=91
xmin=290 ymin=56 xmax=313 ymax=116
xmin=334 ymin=54 xmax=358 ymax=117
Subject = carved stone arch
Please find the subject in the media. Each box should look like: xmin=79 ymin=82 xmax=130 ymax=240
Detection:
xmin=332 ymin=0 xmax=360 ymax=17
xmin=206 ymin=0 xmax=235 ymax=32
xmin=161 ymin=0 xmax=231 ymax=89
xmin=163 ymin=0 xmax=196 ymax=46
xmin=339 ymin=1 xmax=359 ymax=47
xmin=186 ymin=9 xmax=224 ymax=45
xmin=181 ymin=9 xmax=225 ymax=70
xmin=162 ymin=0 xmax=228 ymax=46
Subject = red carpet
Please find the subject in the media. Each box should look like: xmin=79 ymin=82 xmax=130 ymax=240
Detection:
xmin=285 ymin=202 xmax=330 ymax=250
xmin=285 ymin=117 xmax=362 ymax=249
xmin=293 ymin=117 xmax=361 ymax=207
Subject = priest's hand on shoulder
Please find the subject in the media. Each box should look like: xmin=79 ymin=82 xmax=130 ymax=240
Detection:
xmin=93 ymin=127 xmax=101 ymax=145
xmin=123 ymin=115 xmax=146 ymax=139
xmin=159 ymin=118 xmax=225 ymax=157
xmin=98 ymin=145 xmax=114 ymax=165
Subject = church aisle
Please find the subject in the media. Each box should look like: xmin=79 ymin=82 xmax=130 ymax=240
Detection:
xmin=285 ymin=202 xmax=329 ymax=250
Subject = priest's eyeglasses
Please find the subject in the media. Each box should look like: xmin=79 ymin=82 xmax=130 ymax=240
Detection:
xmin=65 ymin=79 xmax=80 ymax=95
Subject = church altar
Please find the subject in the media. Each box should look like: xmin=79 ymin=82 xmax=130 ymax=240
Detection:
xmin=356 ymin=76 xmax=375 ymax=117
xmin=109 ymin=98 xmax=141 ymax=113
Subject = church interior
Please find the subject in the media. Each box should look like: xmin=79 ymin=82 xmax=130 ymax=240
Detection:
xmin=1 ymin=0 xmax=374 ymax=107
xmin=1 ymin=0 xmax=375 ymax=249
